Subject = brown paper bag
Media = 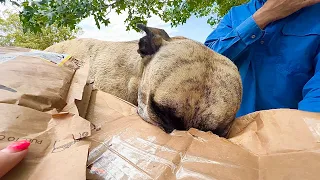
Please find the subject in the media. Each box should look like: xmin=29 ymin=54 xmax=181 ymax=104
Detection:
xmin=228 ymin=109 xmax=320 ymax=180
xmin=0 ymin=103 xmax=91 ymax=180
xmin=227 ymin=109 xmax=320 ymax=155
xmin=84 ymin=90 xmax=320 ymax=180
xmin=74 ymin=79 xmax=94 ymax=118
xmin=0 ymin=49 xmax=85 ymax=113
xmin=3 ymin=45 xmax=318 ymax=179
xmin=62 ymin=62 xmax=92 ymax=117
xmin=84 ymin=91 xmax=258 ymax=180
xmin=0 ymin=47 xmax=31 ymax=54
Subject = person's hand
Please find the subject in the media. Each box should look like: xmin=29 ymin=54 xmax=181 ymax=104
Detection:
xmin=0 ymin=140 xmax=30 ymax=178
xmin=253 ymin=0 xmax=320 ymax=29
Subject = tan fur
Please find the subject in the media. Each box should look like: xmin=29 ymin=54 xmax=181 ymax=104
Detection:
xmin=45 ymin=38 xmax=143 ymax=105
xmin=138 ymin=38 xmax=242 ymax=137
xmin=45 ymin=26 xmax=242 ymax=137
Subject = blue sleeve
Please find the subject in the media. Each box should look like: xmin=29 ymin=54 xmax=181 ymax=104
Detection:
xmin=204 ymin=12 xmax=264 ymax=61
xmin=298 ymin=50 xmax=320 ymax=112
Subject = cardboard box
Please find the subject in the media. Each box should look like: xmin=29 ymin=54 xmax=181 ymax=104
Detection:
xmin=0 ymin=48 xmax=85 ymax=112
xmin=1 ymin=47 xmax=320 ymax=179
xmin=84 ymin=91 xmax=320 ymax=180
xmin=0 ymin=47 xmax=92 ymax=180
xmin=0 ymin=104 xmax=91 ymax=180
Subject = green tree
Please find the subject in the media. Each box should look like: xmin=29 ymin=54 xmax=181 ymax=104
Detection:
xmin=1 ymin=0 xmax=248 ymax=33
xmin=0 ymin=10 xmax=82 ymax=50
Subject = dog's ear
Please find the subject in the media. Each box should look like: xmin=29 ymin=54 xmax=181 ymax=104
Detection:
xmin=136 ymin=23 xmax=171 ymax=58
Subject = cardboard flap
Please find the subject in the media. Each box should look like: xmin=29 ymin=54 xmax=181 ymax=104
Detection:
xmin=0 ymin=48 xmax=90 ymax=117
xmin=259 ymin=150 xmax=320 ymax=180
xmin=0 ymin=104 xmax=91 ymax=180
xmin=174 ymin=129 xmax=258 ymax=180
xmin=0 ymin=47 xmax=31 ymax=54
xmin=2 ymin=46 xmax=320 ymax=179
xmin=62 ymin=61 xmax=91 ymax=116
xmin=228 ymin=109 xmax=320 ymax=155
xmin=85 ymin=91 xmax=259 ymax=180
xmin=84 ymin=91 xmax=320 ymax=180
xmin=0 ymin=51 xmax=78 ymax=112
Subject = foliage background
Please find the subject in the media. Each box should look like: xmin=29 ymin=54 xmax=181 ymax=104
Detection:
xmin=1 ymin=0 xmax=249 ymax=33
xmin=0 ymin=10 xmax=82 ymax=50
xmin=0 ymin=0 xmax=250 ymax=49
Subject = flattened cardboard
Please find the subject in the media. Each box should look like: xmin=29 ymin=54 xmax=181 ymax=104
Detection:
xmin=227 ymin=109 xmax=320 ymax=155
xmin=85 ymin=90 xmax=137 ymax=129
xmin=0 ymin=56 xmax=74 ymax=111
xmin=84 ymin=91 xmax=258 ymax=180
xmin=75 ymin=79 xmax=94 ymax=118
xmin=0 ymin=48 xmax=89 ymax=115
xmin=259 ymin=151 xmax=320 ymax=180
xmin=0 ymin=47 xmax=31 ymax=54
xmin=228 ymin=109 xmax=320 ymax=180
xmin=62 ymin=62 xmax=91 ymax=117
xmin=0 ymin=47 xmax=92 ymax=179
xmin=2 ymin=46 xmax=320 ymax=180
xmin=84 ymin=90 xmax=320 ymax=180
xmin=0 ymin=104 xmax=91 ymax=180
xmin=0 ymin=53 xmax=75 ymax=112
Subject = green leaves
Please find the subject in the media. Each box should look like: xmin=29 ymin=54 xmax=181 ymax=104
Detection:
xmin=17 ymin=0 xmax=249 ymax=33
xmin=161 ymin=0 xmax=217 ymax=27
xmin=0 ymin=10 xmax=82 ymax=50
xmin=213 ymin=0 xmax=249 ymax=23
xmin=0 ymin=0 xmax=20 ymax=5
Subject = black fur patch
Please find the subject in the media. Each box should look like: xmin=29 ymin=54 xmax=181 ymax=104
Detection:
xmin=137 ymin=36 xmax=158 ymax=57
xmin=149 ymin=94 xmax=185 ymax=133
xmin=136 ymin=23 xmax=170 ymax=58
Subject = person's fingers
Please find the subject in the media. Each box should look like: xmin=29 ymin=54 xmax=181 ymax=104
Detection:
xmin=0 ymin=140 xmax=30 ymax=178
xmin=303 ymin=0 xmax=320 ymax=6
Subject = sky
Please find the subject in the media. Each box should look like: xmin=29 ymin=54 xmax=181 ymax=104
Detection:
xmin=77 ymin=11 xmax=216 ymax=43
xmin=0 ymin=2 xmax=216 ymax=43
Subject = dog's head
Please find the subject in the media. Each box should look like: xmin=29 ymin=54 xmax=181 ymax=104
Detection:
xmin=136 ymin=24 xmax=242 ymax=136
xmin=136 ymin=23 xmax=171 ymax=60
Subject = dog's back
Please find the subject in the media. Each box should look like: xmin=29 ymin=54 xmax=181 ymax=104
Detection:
xmin=46 ymin=26 xmax=243 ymax=137
xmin=45 ymin=38 xmax=144 ymax=104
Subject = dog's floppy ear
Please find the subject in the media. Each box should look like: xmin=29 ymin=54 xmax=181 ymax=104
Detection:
xmin=136 ymin=23 xmax=171 ymax=58
xmin=137 ymin=23 xmax=152 ymax=36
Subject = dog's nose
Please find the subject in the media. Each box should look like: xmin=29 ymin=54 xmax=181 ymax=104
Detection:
xmin=137 ymin=50 xmax=146 ymax=58
xmin=162 ymin=125 xmax=174 ymax=134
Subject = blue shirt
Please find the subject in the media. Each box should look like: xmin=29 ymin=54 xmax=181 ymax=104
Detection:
xmin=204 ymin=0 xmax=320 ymax=117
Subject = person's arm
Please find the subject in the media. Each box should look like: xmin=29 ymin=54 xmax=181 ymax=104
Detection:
xmin=298 ymin=50 xmax=320 ymax=112
xmin=204 ymin=13 xmax=264 ymax=61
xmin=205 ymin=0 xmax=320 ymax=61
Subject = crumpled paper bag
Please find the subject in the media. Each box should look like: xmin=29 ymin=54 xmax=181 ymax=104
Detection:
xmin=84 ymin=91 xmax=258 ymax=180
xmin=0 ymin=47 xmax=92 ymax=180
xmin=0 ymin=50 xmax=83 ymax=113
xmin=0 ymin=104 xmax=91 ymax=180
xmin=227 ymin=109 xmax=320 ymax=155
xmin=83 ymin=90 xmax=320 ymax=180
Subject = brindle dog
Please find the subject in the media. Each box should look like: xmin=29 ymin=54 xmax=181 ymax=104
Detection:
xmin=45 ymin=24 xmax=242 ymax=137
xmin=136 ymin=24 xmax=242 ymax=137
